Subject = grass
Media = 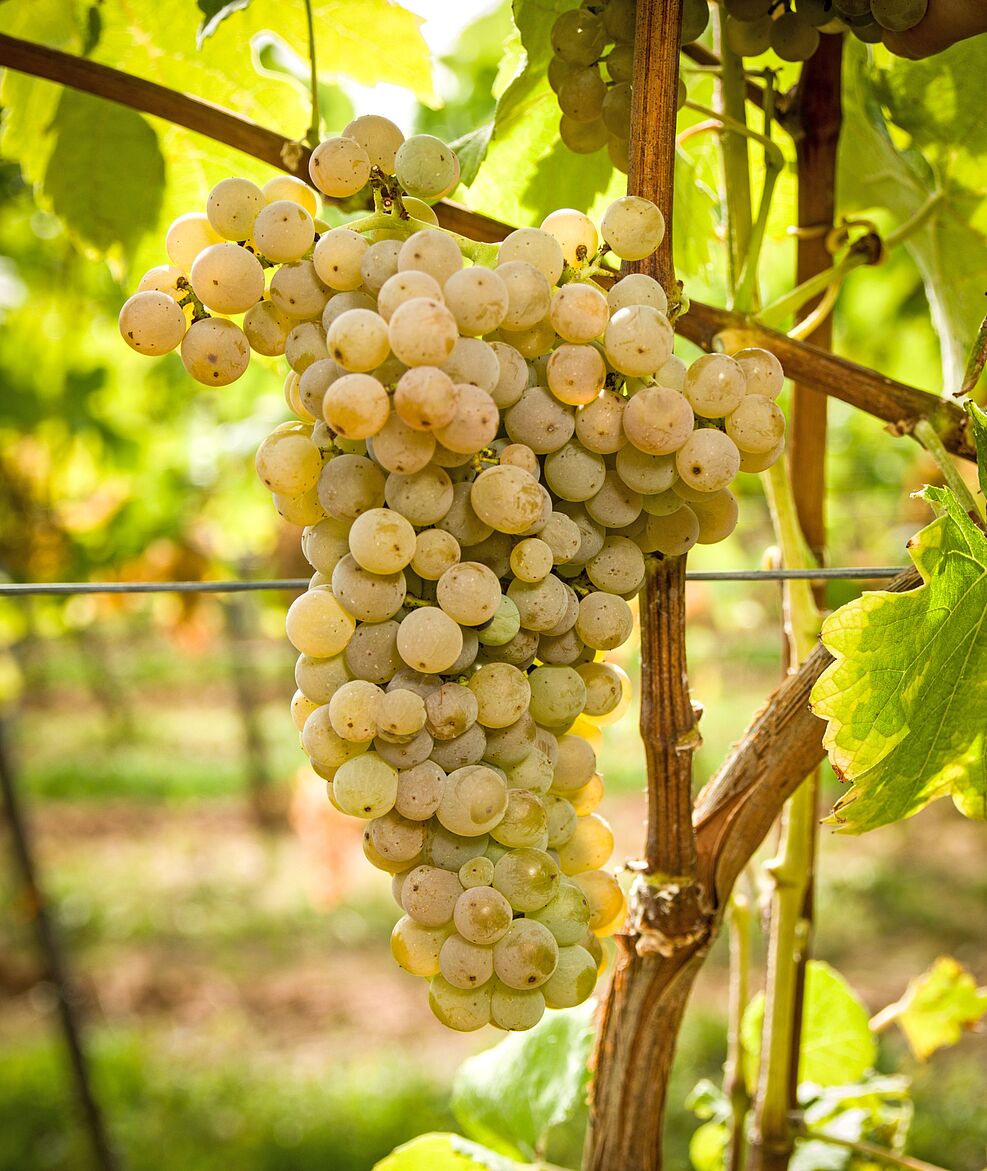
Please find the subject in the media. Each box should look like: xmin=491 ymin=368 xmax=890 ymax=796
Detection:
xmin=0 ymin=1029 xmax=455 ymax=1171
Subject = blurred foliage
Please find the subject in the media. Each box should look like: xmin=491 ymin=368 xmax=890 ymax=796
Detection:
xmin=0 ymin=1031 xmax=453 ymax=1171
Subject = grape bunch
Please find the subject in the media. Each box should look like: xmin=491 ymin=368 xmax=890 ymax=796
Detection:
xmin=548 ymin=0 xmax=707 ymax=170
xmin=119 ymin=118 xmax=787 ymax=1032
xmin=723 ymin=0 xmax=928 ymax=60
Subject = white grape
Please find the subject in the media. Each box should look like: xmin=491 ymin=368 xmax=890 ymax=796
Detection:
xmin=206 ymin=177 xmax=264 ymax=240
xmin=309 ymin=135 xmax=371 ymax=197
xmin=253 ymin=200 xmax=315 ymax=263
xmin=180 ymin=317 xmax=250 ymax=386
xmin=601 ymin=196 xmax=665 ymax=260
xmin=118 ymin=291 xmax=186 ymax=356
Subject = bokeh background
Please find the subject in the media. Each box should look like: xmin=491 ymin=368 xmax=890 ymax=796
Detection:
xmin=1 ymin=2 xmax=985 ymax=1169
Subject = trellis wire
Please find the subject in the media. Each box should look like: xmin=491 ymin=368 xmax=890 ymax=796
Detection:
xmin=0 ymin=567 xmax=907 ymax=597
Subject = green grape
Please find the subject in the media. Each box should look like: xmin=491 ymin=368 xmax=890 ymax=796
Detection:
xmin=849 ymin=19 xmax=886 ymax=41
xmin=428 ymin=974 xmax=492 ymax=1031
xmin=794 ymin=0 xmax=837 ymax=25
xmin=680 ymin=0 xmax=710 ymax=43
xmin=492 ymin=919 xmax=559 ymax=989
xmin=603 ymin=0 xmax=635 ymax=41
xmin=873 ymin=0 xmax=927 ymax=31
xmin=439 ymin=932 xmax=494 ymax=989
xmin=492 ymin=847 xmax=561 ymax=912
xmin=724 ymin=0 xmax=772 ymax=16
xmin=725 ymin=13 xmax=773 ymax=55
xmin=526 ymin=879 xmax=592 ymax=945
xmin=394 ymin=135 xmax=460 ymax=201
xmin=490 ymin=982 xmax=546 ymax=1031
xmin=550 ymin=8 xmax=609 ymax=66
xmin=770 ymin=11 xmax=821 ymax=60
xmin=454 ymin=885 xmax=514 ymax=944
xmin=118 ymin=290 xmax=186 ymax=358
xmin=391 ymin=915 xmax=449 ymax=978
xmin=605 ymin=42 xmax=634 ymax=83
xmin=541 ymin=944 xmax=597 ymax=1008
xmin=558 ymin=66 xmax=607 ymax=122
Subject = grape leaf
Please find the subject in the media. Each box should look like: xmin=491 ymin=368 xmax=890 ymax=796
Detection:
xmin=451 ymin=1001 xmax=594 ymax=1165
xmin=742 ymin=962 xmax=876 ymax=1090
xmin=196 ymin=0 xmax=435 ymax=101
xmin=196 ymin=0 xmax=251 ymax=47
xmin=810 ymin=486 xmax=987 ymax=833
xmin=373 ymin=1133 xmax=529 ymax=1171
xmin=689 ymin=1121 xmax=729 ymax=1171
xmin=969 ymin=401 xmax=987 ymax=503
xmin=839 ymin=40 xmax=987 ymax=393
xmin=876 ymin=957 xmax=987 ymax=1062
xmin=465 ymin=0 xmax=622 ymax=225
xmin=42 ymin=90 xmax=165 ymax=259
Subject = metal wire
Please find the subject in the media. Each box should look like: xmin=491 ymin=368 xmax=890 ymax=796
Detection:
xmin=0 ymin=567 xmax=908 ymax=597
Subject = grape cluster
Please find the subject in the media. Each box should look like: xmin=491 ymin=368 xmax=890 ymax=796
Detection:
xmin=548 ymin=0 xmax=707 ymax=169
xmin=119 ymin=119 xmax=787 ymax=1032
xmin=723 ymin=0 xmax=928 ymax=60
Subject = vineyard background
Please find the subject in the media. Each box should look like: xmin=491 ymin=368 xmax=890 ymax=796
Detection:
xmin=0 ymin=1 xmax=985 ymax=1169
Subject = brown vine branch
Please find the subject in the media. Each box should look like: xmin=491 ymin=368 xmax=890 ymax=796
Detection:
xmin=678 ymin=302 xmax=975 ymax=461
xmin=693 ymin=564 xmax=921 ymax=902
xmin=586 ymin=4 xmax=700 ymax=1169
xmin=0 ymin=32 xmax=310 ymax=174
xmin=0 ymin=33 xmax=973 ymax=462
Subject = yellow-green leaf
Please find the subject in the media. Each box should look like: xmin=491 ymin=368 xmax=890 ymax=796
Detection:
xmin=810 ymin=487 xmax=987 ymax=833
xmin=875 ymin=957 xmax=987 ymax=1062
xmin=742 ymin=962 xmax=876 ymax=1090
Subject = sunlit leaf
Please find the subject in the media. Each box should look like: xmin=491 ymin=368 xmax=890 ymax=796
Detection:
xmin=196 ymin=0 xmax=252 ymax=47
xmin=839 ymin=40 xmax=987 ymax=393
xmin=810 ymin=486 xmax=987 ymax=832
xmin=876 ymin=957 xmax=987 ymax=1062
xmin=743 ymin=962 xmax=876 ymax=1090
xmin=451 ymin=1001 xmax=594 ymax=1165
xmin=969 ymin=401 xmax=987 ymax=503
xmin=373 ymin=1133 xmax=528 ymax=1171
xmin=43 ymin=91 xmax=165 ymax=259
xmin=689 ymin=1120 xmax=728 ymax=1171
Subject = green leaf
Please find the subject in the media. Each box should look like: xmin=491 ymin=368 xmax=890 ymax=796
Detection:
xmin=464 ymin=0 xmax=623 ymax=224
xmin=373 ymin=1133 xmax=528 ymax=1171
xmin=689 ymin=1121 xmax=728 ymax=1171
xmin=451 ymin=1001 xmax=595 ymax=1164
xmin=810 ymin=487 xmax=987 ymax=832
xmin=201 ymin=0 xmax=435 ymax=102
xmin=742 ymin=962 xmax=876 ymax=1090
xmin=196 ymin=0 xmax=252 ymax=47
xmin=251 ymin=32 xmax=355 ymax=133
xmin=451 ymin=124 xmax=495 ymax=189
xmin=799 ymin=1076 xmax=913 ymax=1163
xmin=839 ymin=40 xmax=987 ymax=392
xmin=877 ymin=956 xmax=987 ymax=1062
xmin=41 ymin=90 xmax=165 ymax=259
xmin=968 ymin=401 xmax=987 ymax=503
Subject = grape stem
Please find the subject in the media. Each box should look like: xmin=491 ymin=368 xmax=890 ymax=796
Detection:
xmin=723 ymin=883 xmax=753 ymax=1171
xmin=752 ymin=459 xmax=821 ymax=1168
xmin=792 ymin=1129 xmax=950 ymax=1171
xmin=302 ymin=0 xmax=321 ymax=147
xmin=734 ymin=78 xmax=783 ymax=315
xmin=711 ymin=15 xmax=754 ymax=303
xmin=758 ymin=191 xmax=941 ymax=330
xmin=913 ymin=418 xmax=985 ymax=521
xmin=345 ymin=209 xmax=500 ymax=267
